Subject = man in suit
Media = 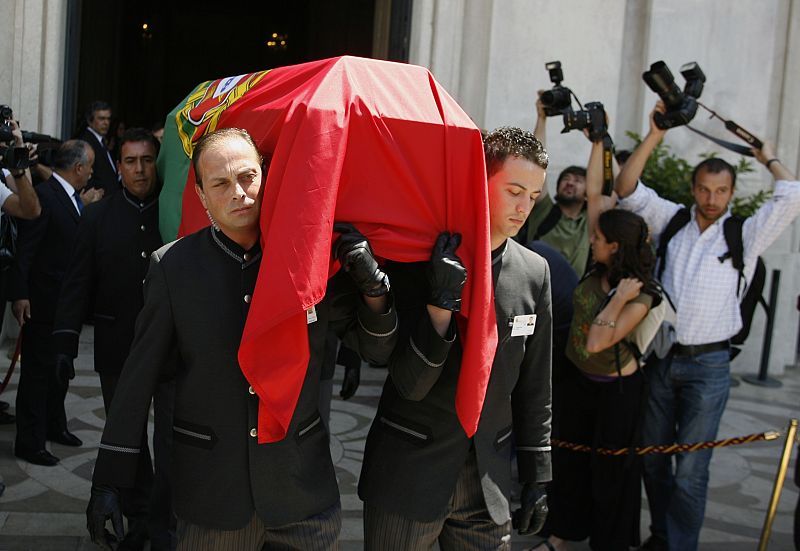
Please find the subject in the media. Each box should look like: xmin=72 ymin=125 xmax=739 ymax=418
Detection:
xmin=78 ymin=100 xmax=120 ymax=197
xmin=9 ymin=139 xmax=97 ymax=466
xmin=86 ymin=128 xmax=398 ymax=550
xmin=53 ymin=128 xmax=167 ymax=550
xmin=359 ymin=126 xmax=553 ymax=550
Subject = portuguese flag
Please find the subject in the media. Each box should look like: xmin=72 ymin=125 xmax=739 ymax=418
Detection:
xmin=156 ymin=56 xmax=497 ymax=443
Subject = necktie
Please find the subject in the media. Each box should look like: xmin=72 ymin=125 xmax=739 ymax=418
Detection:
xmin=73 ymin=191 xmax=83 ymax=214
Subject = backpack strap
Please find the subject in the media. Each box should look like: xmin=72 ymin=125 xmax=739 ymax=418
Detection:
xmin=656 ymin=208 xmax=691 ymax=279
xmin=533 ymin=203 xmax=563 ymax=240
xmin=722 ymin=215 xmax=746 ymax=296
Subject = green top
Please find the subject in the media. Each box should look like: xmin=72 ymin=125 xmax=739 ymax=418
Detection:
xmin=526 ymin=200 xmax=590 ymax=277
xmin=566 ymin=273 xmax=653 ymax=376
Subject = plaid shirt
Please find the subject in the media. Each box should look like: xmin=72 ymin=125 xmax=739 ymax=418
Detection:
xmin=618 ymin=179 xmax=800 ymax=345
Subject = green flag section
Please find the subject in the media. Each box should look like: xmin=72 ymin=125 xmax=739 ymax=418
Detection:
xmin=156 ymin=88 xmax=195 ymax=243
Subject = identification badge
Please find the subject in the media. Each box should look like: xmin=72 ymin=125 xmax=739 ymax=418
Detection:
xmin=306 ymin=306 xmax=318 ymax=324
xmin=510 ymin=314 xmax=536 ymax=337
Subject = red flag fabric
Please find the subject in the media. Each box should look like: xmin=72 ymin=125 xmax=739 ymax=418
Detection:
xmin=170 ymin=56 xmax=496 ymax=443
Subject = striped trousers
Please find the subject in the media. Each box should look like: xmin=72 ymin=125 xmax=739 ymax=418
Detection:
xmin=364 ymin=452 xmax=511 ymax=551
xmin=176 ymin=501 xmax=341 ymax=551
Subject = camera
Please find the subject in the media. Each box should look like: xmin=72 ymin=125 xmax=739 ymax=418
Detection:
xmin=540 ymin=61 xmax=573 ymax=117
xmin=642 ymin=61 xmax=706 ymax=129
xmin=562 ymin=102 xmax=608 ymax=142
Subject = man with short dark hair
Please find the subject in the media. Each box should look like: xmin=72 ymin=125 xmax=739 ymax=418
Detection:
xmin=9 ymin=139 xmax=98 ymax=466
xmin=616 ymin=101 xmax=800 ymax=551
xmin=359 ymin=126 xmax=553 ymax=550
xmin=54 ymin=128 xmax=167 ymax=550
xmin=79 ymin=100 xmax=119 ymax=196
xmin=87 ymin=127 xmax=397 ymax=550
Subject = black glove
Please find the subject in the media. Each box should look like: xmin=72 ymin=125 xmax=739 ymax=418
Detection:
xmin=426 ymin=232 xmax=467 ymax=311
xmin=512 ymin=483 xmax=548 ymax=536
xmin=333 ymin=223 xmax=390 ymax=297
xmin=55 ymin=353 xmax=75 ymax=383
xmin=339 ymin=363 xmax=360 ymax=400
xmin=86 ymin=484 xmax=124 ymax=550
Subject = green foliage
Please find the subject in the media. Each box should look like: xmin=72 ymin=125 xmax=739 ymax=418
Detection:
xmin=624 ymin=132 xmax=770 ymax=217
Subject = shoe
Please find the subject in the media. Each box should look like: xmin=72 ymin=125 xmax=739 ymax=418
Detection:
xmin=48 ymin=430 xmax=83 ymax=447
xmin=638 ymin=535 xmax=668 ymax=551
xmin=0 ymin=400 xmax=9 ymax=411
xmin=15 ymin=448 xmax=60 ymax=466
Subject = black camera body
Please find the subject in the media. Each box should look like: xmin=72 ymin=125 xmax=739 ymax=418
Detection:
xmin=563 ymin=102 xmax=608 ymax=142
xmin=541 ymin=61 xmax=573 ymax=117
xmin=643 ymin=61 xmax=706 ymax=129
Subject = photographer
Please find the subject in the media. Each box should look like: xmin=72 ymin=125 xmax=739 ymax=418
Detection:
xmin=615 ymin=101 xmax=800 ymax=551
xmin=519 ymin=93 xmax=591 ymax=278
xmin=1 ymin=119 xmax=42 ymax=220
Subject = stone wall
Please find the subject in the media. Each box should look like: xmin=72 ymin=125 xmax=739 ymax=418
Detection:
xmin=410 ymin=0 xmax=800 ymax=374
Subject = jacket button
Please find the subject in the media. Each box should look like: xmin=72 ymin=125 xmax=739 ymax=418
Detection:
xmin=248 ymin=386 xmax=255 ymax=395
xmin=244 ymin=294 xmax=251 ymax=303
xmin=141 ymin=251 xmax=147 ymax=258
xmin=243 ymin=252 xmax=250 ymax=262
xmin=249 ymin=428 xmax=257 ymax=438
xmin=140 ymin=225 xmax=146 ymax=231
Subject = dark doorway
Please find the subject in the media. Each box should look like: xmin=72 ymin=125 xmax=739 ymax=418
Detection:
xmin=66 ymin=0 xmax=407 ymax=140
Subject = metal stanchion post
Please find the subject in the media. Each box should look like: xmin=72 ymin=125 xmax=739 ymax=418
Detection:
xmin=757 ymin=418 xmax=798 ymax=551
xmin=744 ymin=270 xmax=782 ymax=388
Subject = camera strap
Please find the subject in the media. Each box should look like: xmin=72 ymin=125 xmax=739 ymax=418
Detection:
xmin=601 ymin=134 xmax=614 ymax=195
xmin=686 ymin=125 xmax=754 ymax=156
xmin=686 ymin=102 xmax=764 ymax=157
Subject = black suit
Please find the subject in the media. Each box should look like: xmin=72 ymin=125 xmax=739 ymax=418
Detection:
xmin=360 ymin=239 xmax=552 ymax=544
xmin=78 ymin=128 xmax=120 ymax=196
xmin=52 ymin=187 xmax=164 ymax=542
xmin=8 ymin=176 xmax=82 ymax=453
xmin=93 ymin=227 xmax=397 ymax=536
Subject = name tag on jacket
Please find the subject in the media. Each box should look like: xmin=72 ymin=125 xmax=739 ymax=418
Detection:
xmin=510 ymin=314 xmax=536 ymax=337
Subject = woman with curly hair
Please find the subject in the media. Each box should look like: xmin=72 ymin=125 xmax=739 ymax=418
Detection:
xmin=538 ymin=140 xmax=657 ymax=551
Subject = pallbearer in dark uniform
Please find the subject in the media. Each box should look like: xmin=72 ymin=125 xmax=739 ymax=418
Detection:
xmin=9 ymin=140 xmax=96 ymax=467
xmin=86 ymin=128 xmax=398 ymax=551
xmin=359 ymin=127 xmax=553 ymax=550
xmin=53 ymin=128 xmax=169 ymax=550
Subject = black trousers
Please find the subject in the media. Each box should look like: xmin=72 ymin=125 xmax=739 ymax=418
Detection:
xmin=544 ymin=362 xmax=645 ymax=551
xmin=15 ymin=321 xmax=67 ymax=453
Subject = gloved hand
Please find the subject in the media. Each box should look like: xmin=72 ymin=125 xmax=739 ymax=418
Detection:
xmin=339 ymin=363 xmax=360 ymax=400
xmin=333 ymin=223 xmax=390 ymax=297
xmin=426 ymin=232 xmax=467 ymax=311
xmin=86 ymin=484 xmax=124 ymax=550
xmin=55 ymin=354 xmax=75 ymax=383
xmin=512 ymin=483 xmax=548 ymax=535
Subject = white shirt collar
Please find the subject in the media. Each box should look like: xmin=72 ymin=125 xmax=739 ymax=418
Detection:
xmin=86 ymin=126 xmax=105 ymax=145
xmin=52 ymin=172 xmax=81 ymax=214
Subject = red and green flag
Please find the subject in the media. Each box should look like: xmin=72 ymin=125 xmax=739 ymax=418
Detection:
xmin=156 ymin=56 xmax=497 ymax=443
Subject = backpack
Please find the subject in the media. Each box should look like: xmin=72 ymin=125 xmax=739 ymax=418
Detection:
xmin=602 ymin=280 xmax=677 ymax=369
xmin=655 ymin=207 xmax=767 ymax=352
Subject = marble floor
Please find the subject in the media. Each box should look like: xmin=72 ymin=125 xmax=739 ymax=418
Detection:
xmin=0 ymin=326 xmax=797 ymax=550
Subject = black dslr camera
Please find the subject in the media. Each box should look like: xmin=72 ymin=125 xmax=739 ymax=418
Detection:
xmin=563 ymin=102 xmax=607 ymax=142
xmin=642 ymin=61 xmax=706 ymax=129
xmin=0 ymin=105 xmax=30 ymax=171
xmin=540 ymin=62 xmax=608 ymax=141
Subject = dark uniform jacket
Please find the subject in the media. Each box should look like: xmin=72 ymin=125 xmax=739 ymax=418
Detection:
xmin=8 ymin=176 xmax=82 ymax=322
xmin=52 ymin=188 xmax=161 ymax=374
xmin=93 ymin=227 xmax=398 ymax=529
xmin=359 ymin=239 xmax=552 ymax=524
xmin=78 ymin=128 xmax=120 ymax=196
